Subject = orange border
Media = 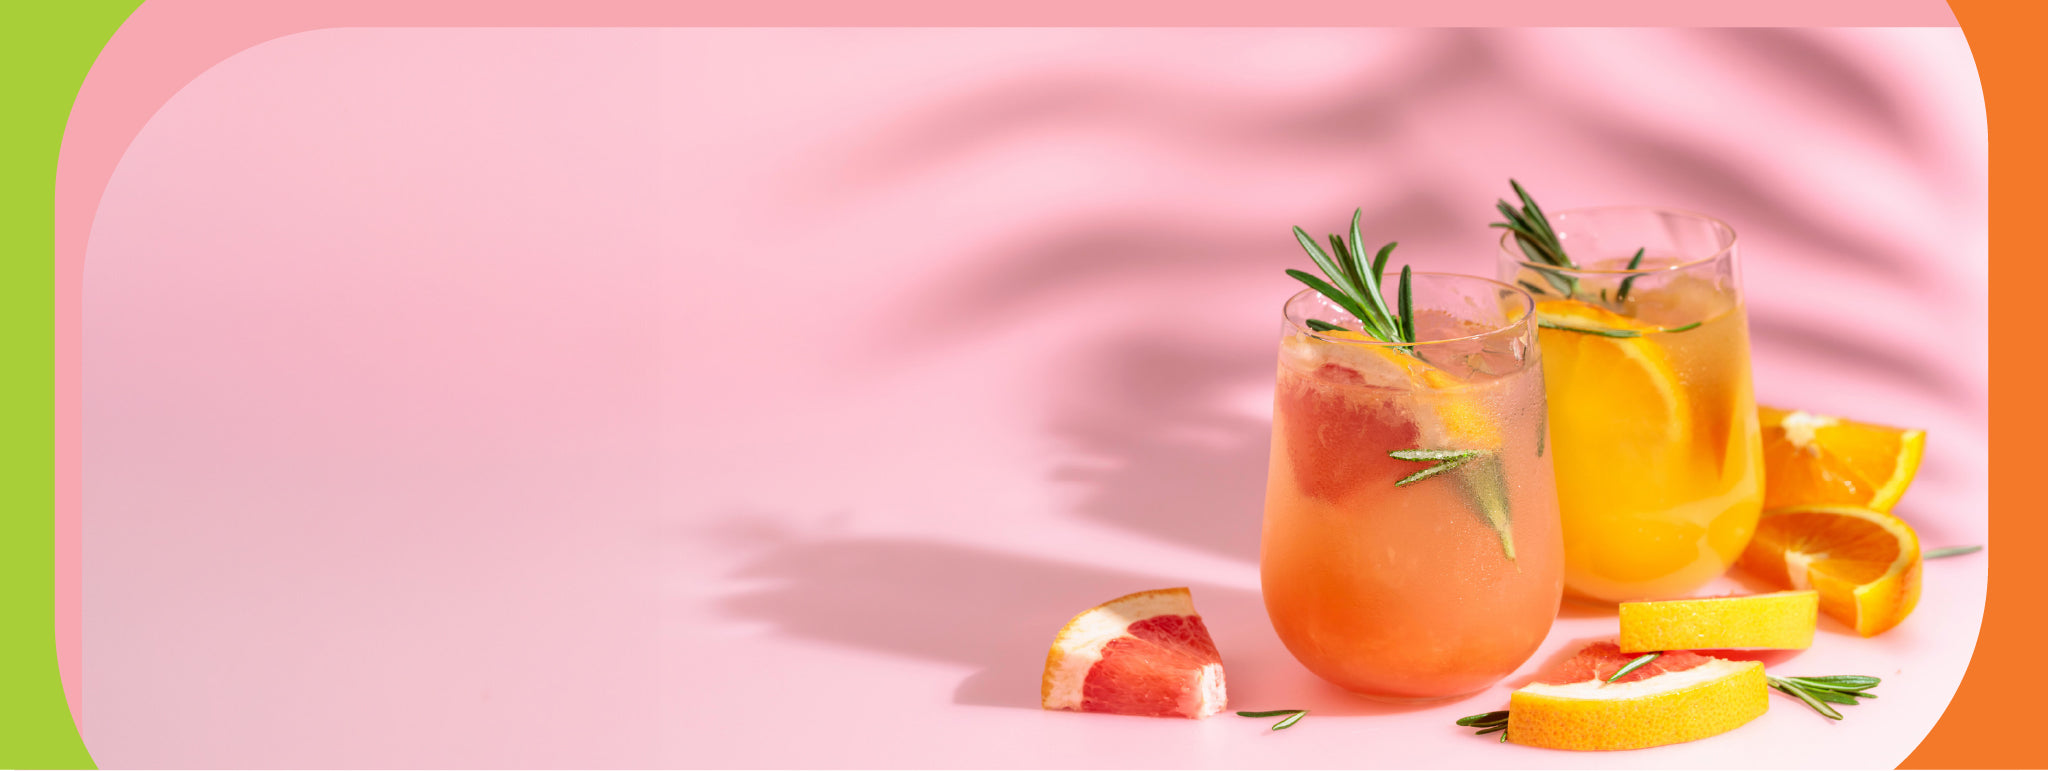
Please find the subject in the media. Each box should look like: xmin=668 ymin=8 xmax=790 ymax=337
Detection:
xmin=1901 ymin=1 xmax=2034 ymax=768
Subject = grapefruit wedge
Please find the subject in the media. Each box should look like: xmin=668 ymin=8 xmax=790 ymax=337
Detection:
xmin=1505 ymin=641 xmax=1767 ymax=751
xmin=1041 ymin=588 xmax=1227 ymax=719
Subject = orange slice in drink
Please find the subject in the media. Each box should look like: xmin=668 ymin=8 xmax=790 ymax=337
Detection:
xmin=1041 ymin=588 xmax=1227 ymax=718
xmin=1505 ymin=641 xmax=1768 ymax=751
xmin=1618 ymin=590 xmax=1818 ymax=653
xmin=1736 ymin=505 xmax=1921 ymax=637
xmin=1758 ymin=406 xmax=1925 ymax=511
xmin=1534 ymin=299 xmax=1688 ymax=449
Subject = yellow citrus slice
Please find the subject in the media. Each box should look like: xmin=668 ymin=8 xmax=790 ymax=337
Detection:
xmin=1736 ymin=505 xmax=1921 ymax=637
xmin=1534 ymin=299 xmax=1688 ymax=450
xmin=1618 ymin=590 xmax=1818 ymax=653
xmin=1506 ymin=642 xmax=1768 ymax=751
xmin=1041 ymin=588 xmax=1227 ymax=718
xmin=1759 ymin=406 xmax=1926 ymax=511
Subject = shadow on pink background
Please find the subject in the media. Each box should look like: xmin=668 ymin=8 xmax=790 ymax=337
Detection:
xmin=75 ymin=26 xmax=1982 ymax=768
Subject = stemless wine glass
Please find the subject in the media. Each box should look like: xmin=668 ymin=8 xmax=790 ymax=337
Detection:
xmin=1260 ymin=274 xmax=1562 ymax=702
xmin=1496 ymin=207 xmax=1764 ymax=604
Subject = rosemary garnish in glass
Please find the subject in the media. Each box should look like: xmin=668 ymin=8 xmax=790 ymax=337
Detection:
xmin=1286 ymin=210 xmax=1515 ymax=560
xmin=1924 ymin=545 xmax=1983 ymax=559
xmin=1285 ymin=209 xmax=1416 ymax=351
xmin=1491 ymin=180 xmax=1699 ymax=338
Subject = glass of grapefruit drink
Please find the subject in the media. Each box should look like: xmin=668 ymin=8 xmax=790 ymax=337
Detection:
xmin=1492 ymin=187 xmax=1764 ymax=604
xmin=1261 ymin=225 xmax=1563 ymax=702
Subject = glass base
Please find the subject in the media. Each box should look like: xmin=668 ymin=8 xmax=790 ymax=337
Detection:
xmin=1345 ymin=686 xmax=1491 ymax=705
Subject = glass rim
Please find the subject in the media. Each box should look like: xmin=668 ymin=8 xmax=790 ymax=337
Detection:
xmin=1496 ymin=205 xmax=1738 ymax=276
xmin=1280 ymin=272 xmax=1535 ymax=348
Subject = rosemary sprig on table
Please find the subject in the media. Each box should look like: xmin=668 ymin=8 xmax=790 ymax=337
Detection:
xmin=1769 ymin=675 xmax=1880 ymax=720
xmin=1238 ymin=709 xmax=1308 ymax=730
xmin=1285 ymin=209 xmax=1417 ymax=350
xmin=1456 ymin=710 xmax=1511 ymax=742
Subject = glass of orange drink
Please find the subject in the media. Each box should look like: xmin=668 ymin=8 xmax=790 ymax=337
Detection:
xmin=1261 ymin=239 xmax=1563 ymax=701
xmin=1494 ymin=200 xmax=1763 ymax=604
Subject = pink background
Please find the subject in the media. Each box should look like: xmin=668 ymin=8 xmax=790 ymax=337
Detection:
xmin=76 ymin=26 xmax=1983 ymax=767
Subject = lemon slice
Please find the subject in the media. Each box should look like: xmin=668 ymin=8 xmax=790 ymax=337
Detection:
xmin=1618 ymin=590 xmax=1819 ymax=652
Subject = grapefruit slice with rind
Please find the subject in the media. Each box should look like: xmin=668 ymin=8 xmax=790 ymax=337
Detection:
xmin=1041 ymin=588 xmax=1227 ymax=719
xmin=1618 ymin=590 xmax=1819 ymax=653
xmin=1505 ymin=641 xmax=1768 ymax=751
xmin=1758 ymin=406 xmax=1926 ymax=512
xmin=1736 ymin=505 xmax=1922 ymax=637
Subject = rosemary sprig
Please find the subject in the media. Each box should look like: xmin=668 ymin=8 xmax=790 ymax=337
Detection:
xmin=1768 ymin=675 xmax=1881 ymax=720
xmin=1492 ymin=180 xmax=1575 ymax=270
xmin=1390 ymin=449 xmax=1513 ymax=559
xmin=1456 ymin=710 xmax=1511 ymax=743
xmin=1607 ymin=652 xmax=1661 ymax=682
xmin=1287 ymin=209 xmax=1416 ymax=350
xmin=1238 ymin=709 xmax=1308 ymax=730
xmin=1614 ymin=247 xmax=1648 ymax=302
xmin=1388 ymin=448 xmax=1488 ymax=487
xmin=1924 ymin=545 xmax=1984 ymax=559
xmin=1536 ymin=319 xmax=1703 ymax=338
xmin=1492 ymin=182 xmax=1700 ymax=337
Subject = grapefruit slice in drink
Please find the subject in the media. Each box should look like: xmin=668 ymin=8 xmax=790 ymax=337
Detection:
xmin=1503 ymin=641 xmax=1767 ymax=750
xmin=1041 ymin=588 xmax=1227 ymax=718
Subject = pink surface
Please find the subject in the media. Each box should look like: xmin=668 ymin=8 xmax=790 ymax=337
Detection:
xmin=77 ymin=27 xmax=1983 ymax=768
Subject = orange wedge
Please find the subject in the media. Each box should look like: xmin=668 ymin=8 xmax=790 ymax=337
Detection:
xmin=1618 ymin=591 xmax=1818 ymax=653
xmin=1759 ymin=406 xmax=1925 ymax=511
xmin=1505 ymin=642 xmax=1768 ymax=751
xmin=1736 ymin=505 xmax=1921 ymax=637
xmin=1041 ymin=588 xmax=1227 ymax=718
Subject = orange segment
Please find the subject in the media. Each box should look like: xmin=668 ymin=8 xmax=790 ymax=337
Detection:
xmin=1736 ymin=506 xmax=1921 ymax=637
xmin=1759 ymin=406 xmax=1925 ymax=511
xmin=1618 ymin=590 xmax=1818 ymax=653
xmin=1041 ymin=588 xmax=1227 ymax=718
xmin=1505 ymin=641 xmax=1768 ymax=751
xmin=1535 ymin=299 xmax=1688 ymax=457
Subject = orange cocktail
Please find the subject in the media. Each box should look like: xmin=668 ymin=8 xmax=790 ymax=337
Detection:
xmin=1496 ymin=204 xmax=1764 ymax=603
xmin=1260 ymin=273 xmax=1563 ymax=702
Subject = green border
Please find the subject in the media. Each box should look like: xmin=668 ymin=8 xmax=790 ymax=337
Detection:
xmin=1 ymin=1 xmax=144 ymax=767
